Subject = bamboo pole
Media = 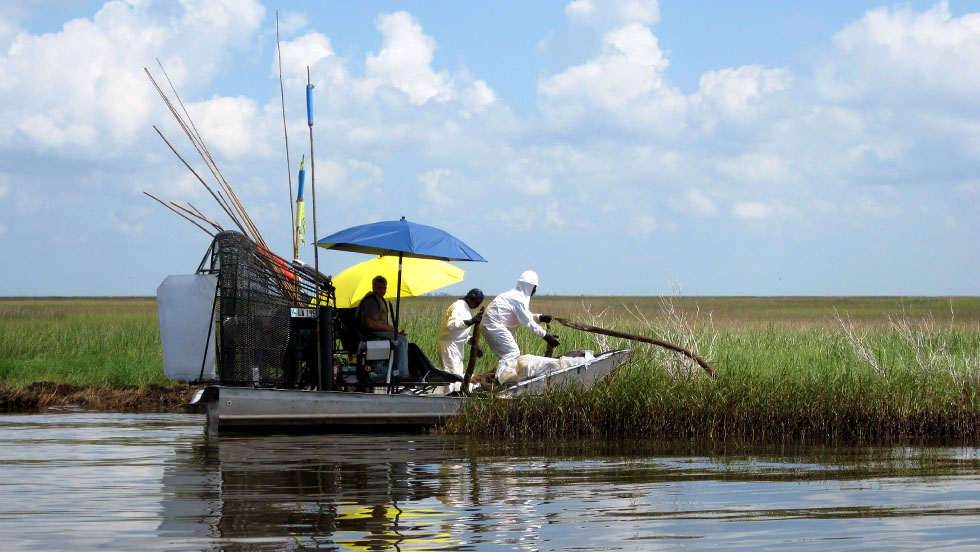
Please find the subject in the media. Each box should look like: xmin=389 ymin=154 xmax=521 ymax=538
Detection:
xmin=171 ymin=201 xmax=223 ymax=233
xmin=554 ymin=317 xmax=718 ymax=378
xmin=148 ymin=65 xmax=268 ymax=249
xmin=543 ymin=322 xmax=555 ymax=357
xmin=151 ymin=125 xmax=248 ymax=236
xmin=143 ymin=192 xmax=214 ymax=237
xmin=146 ymin=64 xmax=297 ymax=300
xmin=186 ymin=202 xmax=224 ymax=233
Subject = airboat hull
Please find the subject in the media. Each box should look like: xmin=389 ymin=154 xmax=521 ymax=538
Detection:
xmin=196 ymin=387 xmax=465 ymax=433
xmin=193 ymin=349 xmax=632 ymax=432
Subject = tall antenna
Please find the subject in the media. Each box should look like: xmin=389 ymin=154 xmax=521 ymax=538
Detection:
xmin=275 ymin=11 xmax=296 ymax=259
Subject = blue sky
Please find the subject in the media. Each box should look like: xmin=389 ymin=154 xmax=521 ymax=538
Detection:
xmin=0 ymin=0 xmax=977 ymax=297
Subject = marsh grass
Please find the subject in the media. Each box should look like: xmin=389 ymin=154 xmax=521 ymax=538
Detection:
xmin=438 ymin=296 xmax=980 ymax=442
xmin=0 ymin=298 xmax=165 ymax=388
xmin=3 ymin=296 xmax=979 ymax=441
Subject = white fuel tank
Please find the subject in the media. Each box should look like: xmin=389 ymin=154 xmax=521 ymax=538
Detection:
xmin=156 ymin=274 xmax=218 ymax=383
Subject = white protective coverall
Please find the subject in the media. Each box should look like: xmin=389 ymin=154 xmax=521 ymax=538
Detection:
xmin=437 ymin=298 xmax=476 ymax=391
xmin=481 ymin=270 xmax=547 ymax=375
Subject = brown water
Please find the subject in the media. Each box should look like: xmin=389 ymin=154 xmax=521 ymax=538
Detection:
xmin=1 ymin=413 xmax=979 ymax=551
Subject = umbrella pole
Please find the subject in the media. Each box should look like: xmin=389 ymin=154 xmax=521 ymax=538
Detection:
xmin=394 ymin=253 xmax=403 ymax=333
xmin=390 ymin=253 xmax=403 ymax=386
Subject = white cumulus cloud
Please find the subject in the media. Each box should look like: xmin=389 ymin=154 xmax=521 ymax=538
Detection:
xmin=539 ymin=23 xmax=669 ymax=112
xmin=0 ymin=0 xmax=265 ymax=155
xmin=365 ymin=11 xmax=453 ymax=104
xmin=818 ymin=1 xmax=980 ymax=108
xmin=693 ymin=65 xmax=791 ymax=126
xmin=276 ymin=31 xmax=345 ymax=88
xmin=189 ymin=95 xmax=270 ymax=159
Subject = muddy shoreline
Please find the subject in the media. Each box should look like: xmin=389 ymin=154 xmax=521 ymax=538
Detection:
xmin=0 ymin=382 xmax=204 ymax=414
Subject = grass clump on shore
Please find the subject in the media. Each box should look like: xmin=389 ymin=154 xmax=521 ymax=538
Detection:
xmin=443 ymin=296 xmax=980 ymax=443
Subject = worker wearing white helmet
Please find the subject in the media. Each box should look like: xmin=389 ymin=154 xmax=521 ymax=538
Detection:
xmin=480 ymin=270 xmax=559 ymax=376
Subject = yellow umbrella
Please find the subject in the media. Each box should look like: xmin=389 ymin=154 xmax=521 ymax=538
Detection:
xmin=331 ymin=256 xmax=464 ymax=309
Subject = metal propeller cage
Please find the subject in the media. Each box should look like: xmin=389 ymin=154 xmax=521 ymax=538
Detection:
xmin=197 ymin=231 xmax=334 ymax=387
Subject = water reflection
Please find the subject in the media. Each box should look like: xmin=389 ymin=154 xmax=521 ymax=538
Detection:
xmin=164 ymin=434 xmax=484 ymax=550
xmin=2 ymin=414 xmax=980 ymax=550
xmin=159 ymin=432 xmax=980 ymax=551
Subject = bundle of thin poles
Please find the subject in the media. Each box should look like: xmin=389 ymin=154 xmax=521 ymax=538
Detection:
xmin=143 ymin=61 xmax=298 ymax=301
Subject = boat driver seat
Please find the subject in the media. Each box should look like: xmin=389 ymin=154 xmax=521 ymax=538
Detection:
xmin=334 ymin=308 xmax=396 ymax=390
xmin=334 ymin=308 xmax=463 ymax=393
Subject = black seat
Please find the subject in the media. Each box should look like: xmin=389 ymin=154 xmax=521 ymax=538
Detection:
xmin=334 ymin=308 xmax=363 ymax=354
xmin=405 ymin=343 xmax=462 ymax=386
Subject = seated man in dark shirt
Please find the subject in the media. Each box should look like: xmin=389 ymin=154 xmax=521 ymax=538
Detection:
xmin=354 ymin=275 xmax=409 ymax=380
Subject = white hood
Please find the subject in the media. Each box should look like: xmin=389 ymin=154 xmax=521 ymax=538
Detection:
xmin=515 ymin=270 xmax=538 ymax=297
xmin=482 ymin=270 xmax=545 ymax=338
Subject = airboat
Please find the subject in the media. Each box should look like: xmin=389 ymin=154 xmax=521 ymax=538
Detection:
xmin=157 ymin=229 xmax=634 ymax=433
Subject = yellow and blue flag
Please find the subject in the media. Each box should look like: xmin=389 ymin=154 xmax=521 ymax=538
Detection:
xmin=295 ymin=156 xmax=306 ymax=245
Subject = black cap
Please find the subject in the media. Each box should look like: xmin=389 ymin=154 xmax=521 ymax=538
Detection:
xmin=465 ymin=288 xmax=484 ymax=302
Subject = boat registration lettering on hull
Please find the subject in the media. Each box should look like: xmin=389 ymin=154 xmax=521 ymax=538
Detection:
xmin=290 ymin=308 xmax=317 ymax=318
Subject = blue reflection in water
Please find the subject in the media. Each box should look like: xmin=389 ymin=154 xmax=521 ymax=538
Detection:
xmin=0 ymin=413 xmax=979 ymax=551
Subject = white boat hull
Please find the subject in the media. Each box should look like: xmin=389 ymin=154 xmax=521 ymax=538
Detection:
xmin=500 ymin=349 xmax=633 ymax=396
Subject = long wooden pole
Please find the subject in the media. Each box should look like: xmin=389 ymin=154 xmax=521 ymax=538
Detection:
xmin=554 ymin=317 xmax=718 ymax=378
xmin=461 ymin=307 xmax=485 ymax=395
xmin=143 ymin=192 xmax=214 ymax=237
xmin=543 ymin=322 xmax=555 ymax=357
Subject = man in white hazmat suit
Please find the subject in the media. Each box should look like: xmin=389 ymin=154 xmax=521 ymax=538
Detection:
xmin=437 ymin=288 xmax=485 ymax=392
xmin=480 ymin=270 xmax=559 ymax=378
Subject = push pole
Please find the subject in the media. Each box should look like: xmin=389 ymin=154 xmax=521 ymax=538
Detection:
xmin=554 ymin=317 xmax=717 ymax=378
xmin=544 ymin=322 xmax=555 ymax=357
xmin=306 ymin=67 xmax=323 ymax=390
xmin=461 ymin=307 xmax=485 ymax=395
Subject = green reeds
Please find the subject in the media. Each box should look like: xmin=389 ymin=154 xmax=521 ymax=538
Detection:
xmin=3 ymin=296 xmax=979 ymax=441
xmin=0 ymin=299 xmax=166 ymax=388
xmin=441 ymin=296 xmax=980 ymax=442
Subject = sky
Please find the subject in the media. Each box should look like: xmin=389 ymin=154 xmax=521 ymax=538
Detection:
xmin=0 ymin=0 xmax=978 ymax=297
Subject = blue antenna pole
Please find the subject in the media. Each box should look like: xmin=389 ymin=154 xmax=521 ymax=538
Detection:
xmin=306 ymin=67 xmax=325 ymax=390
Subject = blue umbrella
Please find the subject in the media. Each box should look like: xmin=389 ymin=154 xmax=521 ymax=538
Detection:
xmin=317 ymin=217 xmax=486 ymax=332
xmin=317 ymin=217 xmax=485 ymax=262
